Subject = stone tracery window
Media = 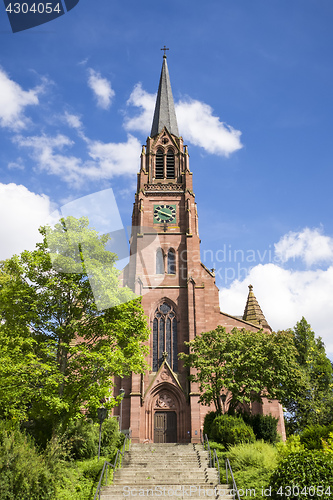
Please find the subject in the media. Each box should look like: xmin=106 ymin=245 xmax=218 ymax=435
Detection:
xmin=152 ymin=302 xmax=178 ymax=372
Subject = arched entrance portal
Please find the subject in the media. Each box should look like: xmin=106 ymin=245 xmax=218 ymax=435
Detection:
xmin=153 ymin=392 xmax=177 ymax=443
xmin=154 ymin=411 xmax=177 ymax=443
xmin=145 ymin=384 xmax=188 ymax=443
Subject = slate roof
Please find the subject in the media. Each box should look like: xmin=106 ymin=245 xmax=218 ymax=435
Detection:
xmin=151 ymin=55 xmax=179 ymax=137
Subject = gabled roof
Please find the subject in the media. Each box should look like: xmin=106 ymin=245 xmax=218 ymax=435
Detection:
xmin=242 ymin=284 xmax=271 ymax=329
xmin=151 ymin=55 xmax=179 ymax=138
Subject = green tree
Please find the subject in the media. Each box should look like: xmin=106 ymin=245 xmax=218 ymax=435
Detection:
xmin=285 ymin=317 xmax=333 ymax=433
xmin=180 ymin=326 xmax=302 ymax=414
xmin=0 ymin=216 xmax=149 ymax=430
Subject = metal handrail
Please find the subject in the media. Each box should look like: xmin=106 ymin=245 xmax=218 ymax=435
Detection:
xmin=203 ymin=433 xmax=212 ymax=467
xmin=225 ymin=458 xmax=241 ymax=500
xmin=201 ymin=431 xmax=239 ymax=498
xmin=94 ymin=433 xmax=131 ymax=500
xmin=212 ymin=448 xmax=220 ymax=485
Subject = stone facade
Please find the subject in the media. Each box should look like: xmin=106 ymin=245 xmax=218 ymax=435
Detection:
xmin=112 ymin=56 xmax=286 ymax=443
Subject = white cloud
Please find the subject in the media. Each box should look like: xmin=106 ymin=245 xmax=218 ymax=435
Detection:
xmin=15 ymin=132 xmax=141 ymax=186
xmin=176 ymin=99 xmax=243 ymax=156
xmin=87 ymin=69 xmax=115 ymax=110
xmin=87 ymin=134 xmax=141 ymax=177
xmin=124 ymin=84 xmax=243 ymax=156
xmin=0 ymin=67 xmax=40 ymax=130
xmin=219 ymin=228 xmax=333 ymax=357
xmin=14 ymin=134 xmax=82 ymax=183
xmin=64 ymin=111 xmax=83 ymax=130
xmin=8 ymin=157 xmax=24 ymax=170
xmin=275 ymin=227 xmax=333 ymax=266
xmin=124 ymin=83 xmax=156 ymax=134
xmin=0 ymin=183 xmax=55 ymax=260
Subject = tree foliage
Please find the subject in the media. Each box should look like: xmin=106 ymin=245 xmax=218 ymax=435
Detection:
xmin=0 ymin=216 xmax=149 ymax=429
xmin=284 ymin=317 xmax=333 ymax=433
xmin=180 ymin=326 xmax=302 ymax=413
xmin=269 ymin=450 xmax=333 ymax=500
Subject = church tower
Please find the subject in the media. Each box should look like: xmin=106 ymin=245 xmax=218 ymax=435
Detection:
xmin=115 ymin=54 xmax=286 ymax=443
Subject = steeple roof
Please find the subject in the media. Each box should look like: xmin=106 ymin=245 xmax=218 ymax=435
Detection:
xmin=242 ymin=285 xmax=271 ymax=329
xmin=151 ymin=55 xmax=179 ymax=138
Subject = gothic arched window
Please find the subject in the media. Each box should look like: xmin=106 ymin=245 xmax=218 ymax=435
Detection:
xmin=155 ymin=149 xmax=164 ymax=179
xmin=156 ymin=248 xmax=164 ymax=275
xmin=152 ymin=302 xmax=178 ymax=372
xmin=166 ymin=150 xmax=175 ymax=178
xmin=167 ymin=249 xmax=176 ymax=274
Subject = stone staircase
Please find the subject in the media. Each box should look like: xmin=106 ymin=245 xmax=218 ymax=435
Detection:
xmin=100 ymin=443 xmax=233 ymax=499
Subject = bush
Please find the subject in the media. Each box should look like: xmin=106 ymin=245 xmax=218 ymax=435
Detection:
xmin=203 ymin=411 xmax=217 ymax=439
xmin=300 ymin=423 xmax=333 ymax=450
xmin=0 ymin=418 xmax=123 ymax=500
xmin=210 ymin=414 xmax=255 ymax=447
xmin=54 ymin=458 xmax=104 ymax=500
xmin=65 ymin=419 xmax=99 ymax=460
xmin=241 ymin=412 xmax=278 ymax=443
xmin=269 ymin=450 xmax=333 ymax=499
xmin=275 ymin=434 xmax=304 ymax=461
xmin=209 ymin=441 xmax=226 ymax=453
xmin=101 ymin=417 xmax=124 ymax=459
xmin=226 ymin=441 xmax=278 ymax=493
xmin=0 ymin=422 xmax=58 ymax=500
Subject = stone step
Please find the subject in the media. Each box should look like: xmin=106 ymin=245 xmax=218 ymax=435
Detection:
xmin=102 ymin=484 xmax=231 ymax=491
xmin=114 ymin=467 xmax=217 ymax=474
xmin=100 ymin=484 xmax=233 ymax=499
xmin=113 ymin=478 xmax=216 ymax=485
xmin=125 ymin=457 xmax=204 ymax=460
xmin=99 ymin=443 xmax=230 ymax=499
xmin=101 ymin=497 xmax=233 ymax=500
xmin=124 ymin=450 xmax=202 ymax=457
xmin=125 ymin=455 xmax=207 ymax=459
xmin=100 ymin=494 xmax=233 ymax=499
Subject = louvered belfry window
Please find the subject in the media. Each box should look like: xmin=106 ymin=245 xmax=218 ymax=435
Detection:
xmin=166 ymin=150 xmax=175 ymax=178
xmin=167 ymin=249 xmax=176 ymax=274
xmin=155 ymin=149 xmax=164 ymax=179
xmin=152 ymin=302 xmax=178 ymax=372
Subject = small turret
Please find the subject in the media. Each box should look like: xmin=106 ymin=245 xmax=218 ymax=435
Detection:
xmin=243 ymin=284 xmax=271 ymax=330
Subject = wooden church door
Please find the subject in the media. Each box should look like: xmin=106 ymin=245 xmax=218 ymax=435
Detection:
xmin=154 ymin=411 xmax=177 ymax=443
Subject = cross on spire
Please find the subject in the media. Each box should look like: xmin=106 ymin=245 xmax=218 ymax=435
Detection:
xmin=161 ymin=45 xmax=169 ymax=57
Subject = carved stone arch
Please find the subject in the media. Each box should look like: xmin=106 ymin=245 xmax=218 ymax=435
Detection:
xmin=150 ymin=297 xmax=178 ymax=322
xmin=145 ymin=382 xmax=187 ymax=443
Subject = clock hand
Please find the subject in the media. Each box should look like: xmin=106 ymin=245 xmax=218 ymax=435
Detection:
xmin=159 ymin=210 xmax=173 ymax=217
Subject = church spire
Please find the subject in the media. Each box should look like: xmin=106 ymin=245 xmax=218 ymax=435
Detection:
xmin=151 ymin=52 xmax=179 ymax=138
xmin=242 ymin=285 xmax=271 ymax=330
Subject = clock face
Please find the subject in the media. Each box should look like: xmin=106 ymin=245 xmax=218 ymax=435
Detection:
xmin=153 ymin=204 xmax=176 ymax=224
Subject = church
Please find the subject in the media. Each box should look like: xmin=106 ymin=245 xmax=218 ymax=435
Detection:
xmin=113 ymin=53 xmax=286 ymax=443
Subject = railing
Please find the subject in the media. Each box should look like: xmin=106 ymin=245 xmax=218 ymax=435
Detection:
xmin=200 ymin=430 xmax=240 ymax=500
xmin=225 ymin=458 xmax=241 ymax=500
xmin=202 ymin=432 xmax=212 ymax=467
xmin=94 ymin=432 xmax=131 ymax=500
xmin=212 ymin=448 xmax=220 ymax=485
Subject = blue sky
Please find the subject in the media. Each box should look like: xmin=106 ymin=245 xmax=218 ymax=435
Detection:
xmin=1 ymin=0 xmax=333 ymax=355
